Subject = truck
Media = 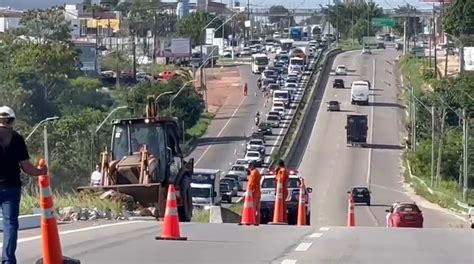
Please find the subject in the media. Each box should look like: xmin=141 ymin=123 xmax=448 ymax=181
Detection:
xmin=345 ymin=115 xmax=368 ymax=147
xmin=289 ymin=26 xmax=303 ymax=41
xmin=77 ymin=95 xmax=194 ymax=221
xmin=190 ymin=168 xmax=221 ymax=207
xmin=191 ymin=45 xmax=219 ymax=68
xmin=288 ymin=47 xmax=307 ymax=72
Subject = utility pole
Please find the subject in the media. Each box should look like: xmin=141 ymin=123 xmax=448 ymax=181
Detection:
xmin=431 ymin=106 xmax=436 ymax=188
xmin=429 ymin=17 xmax=432 ymax=68
xmin=462 ymin=109 xmax=469 ymax=202
xmin=433 ymin=5 xmax=438 ymax=79
xmin=403 ymin=18 xmax=407 ymax=55
xmin=247 ymin=0 xmax=250 ymax=41
xmin=328 ymin=0 xmax=331 ymax=36
xmin=435 ymin=108 xmax=447 ymax=188
xmin=367 ymin=0 xmax=370 ymax=37
xmin=410 ymin=84 xmax=416 ymax=152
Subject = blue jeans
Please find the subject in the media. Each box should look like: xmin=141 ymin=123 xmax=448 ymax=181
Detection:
xmin=0 ymin=187 xmax=21 ymax=264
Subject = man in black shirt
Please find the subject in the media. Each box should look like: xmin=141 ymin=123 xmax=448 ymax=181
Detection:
xmin=0 ymin=106 xmax=47 ymax=264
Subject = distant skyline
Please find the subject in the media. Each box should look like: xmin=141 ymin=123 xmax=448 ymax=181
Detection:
xmin=0 ymin=0 xmax=437 ymax=11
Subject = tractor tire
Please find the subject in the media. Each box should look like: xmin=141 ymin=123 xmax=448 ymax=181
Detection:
xmin=178 ymin=175 xmax=193 ymax=222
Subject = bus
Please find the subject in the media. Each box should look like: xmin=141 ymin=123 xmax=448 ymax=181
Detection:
xmin=290 ymin=27 xmax=303 ymax=41
xmin=277 ymin=39 xmax=294 ymax=54
xmin=251 ymin=53 xmax=269 ymax=74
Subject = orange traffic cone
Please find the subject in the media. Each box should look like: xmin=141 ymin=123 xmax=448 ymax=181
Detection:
xmin=35 ymin=159 xmax=80 ymax=264
xmin=239 ymin=189 xmax=257 ymax=225
xmin=297 ymin=179 xmax=307 ymax=226
xmin=347 ymin=195 xmax=355 ymax=227
xmin=156 ymin=184 xmax=187 ymax=240
xmin=269 ymin=178 xmax=287 ymax=225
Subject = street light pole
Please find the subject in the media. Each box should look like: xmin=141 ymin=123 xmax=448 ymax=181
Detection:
xmin=462 ymin=109 xmax=469 ymax=202
xmin=169 ymin=80 xmax=194 ymax=109
xmin=26 ymin=116 xmax=60 ymax=169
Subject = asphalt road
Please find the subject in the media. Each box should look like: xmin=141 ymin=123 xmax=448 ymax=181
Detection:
xmin=14 ymin=221 xmax=314 ymax=264
xmin=292 ymin=49 xmax=468 ymax=228
xmin=276 ymin=227 xmax=474 ymax=264
xmin=190 ymin=53 xmax=318 ymax=205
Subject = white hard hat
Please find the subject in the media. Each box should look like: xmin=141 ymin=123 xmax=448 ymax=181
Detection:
xmin=0 ymin=106 xmax=16 ymax=119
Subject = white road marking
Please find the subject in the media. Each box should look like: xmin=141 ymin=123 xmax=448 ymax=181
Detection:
xmin=319 ymin=226 xmax=330 ymax=231
xmin=195 ymin=96 xmax=247 ymax=165
xmin=371 ymin=183 xmax=406 ymax=195
xmin=294 ymin=242 xmax=313 ymax=252
xmin=309 ymin=232 xmax=323 ymax=238
xmin=367 ymin=59 xmax=376 ymax=188
xmin=281 ymin=260 xmax=297 ymax=264
xmin=0 ymin=221 xmax=146 ymax=247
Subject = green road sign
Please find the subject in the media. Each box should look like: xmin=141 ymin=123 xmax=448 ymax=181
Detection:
xmin=372 ymin=18 xmax=395 ymax=27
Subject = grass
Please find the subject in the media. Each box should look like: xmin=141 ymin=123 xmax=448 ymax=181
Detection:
xmin=398 ymin=56 xmax=428 ymax=95
xmin=186 ymin=113 xmax=214 ymax=139
xmin=228 ymin=202 xmax=243 ymax=216
xmin=191 ymin=208 xmax=210 ymax=223
xmin=20 ymin=188 xmax=123 ymax=216
xmin=338 ymin=39 xmax=363 ymax=51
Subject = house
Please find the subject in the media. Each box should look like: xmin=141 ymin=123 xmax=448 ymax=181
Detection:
xmin=74 ymin=40 xmax=100 ymax=75
xmin=0 ymin=9 xmax=22 ymax=33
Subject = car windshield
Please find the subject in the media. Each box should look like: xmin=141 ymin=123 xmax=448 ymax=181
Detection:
xmin=353 ymin=188 xmax=368 ymax=193
xmin=220 ymin=184 xmax=230 ymax=191
xmin=395 ymin=204 xmax=421 ymax=213
xmin=247 ymin=152 xmax=259 ymax=157
xmin=337 ymin=66 xmax=346 ymax=70
xmin=262 ymin=178 xmax=301 ymax=188
xmin=274 ymin=92 xmax=288 ymax=99
xmin=231 ymin=166 xmax=246 ymax=171
xmin=191 ymin=187 xmax=211 ymax=198
xmin=225 ymin=175 xmax=239 ymax=181
xmin=286 ymin=79 xmax=297 ymax=83
xmin=329 ymin=101 xmax=339 ymax=105
xmin=249 ymin=140 xmax=262 ymax=145
xmin=263 ymin=71 xmax=274 ymax=77
xmin=235 ymin=160 xmax=248 ymax=165
xmin=269 ymin=84 xmax=280 ymax=89
xmin=254 ymin=57 xmax=269 ymax=65
xmin=267 ymin=115 xmax=279 ymax=121
xmin=112 ymin=123 xmax=166 ymax=160
xmin=286 ymin=84 xmax=297 ymax=88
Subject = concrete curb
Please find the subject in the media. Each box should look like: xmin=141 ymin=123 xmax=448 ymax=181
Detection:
xmin=209 ymin=206 xmax=223 ymax=223
xmin=0 ymin=214 xmax=41 ymax=231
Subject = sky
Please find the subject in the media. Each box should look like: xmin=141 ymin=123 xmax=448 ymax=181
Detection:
xmin=0 ymin=0 xmax=437 ymax=11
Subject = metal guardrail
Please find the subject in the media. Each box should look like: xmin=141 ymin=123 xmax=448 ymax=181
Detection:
xmin=268 ymin=48 xmax=342 ymax=168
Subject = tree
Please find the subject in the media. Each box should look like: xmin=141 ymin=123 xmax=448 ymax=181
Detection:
xmin=268 ymin=5 xmax=293 ymax=25
xmin=444 ymin=0 xmax=474 ymax=37
xmin=393 ymin=4 xmax=422 ymax=41
xmin=352 ymin=19 xmax=375 ymax=43
xmin=17 ymin=7 xmax=72 ymax=44
xmin=177 ymin=12 xmax=231 ymax=46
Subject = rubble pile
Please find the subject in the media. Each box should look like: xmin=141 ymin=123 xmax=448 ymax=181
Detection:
xmin=57 ymin=190 xmax=157 ymax=222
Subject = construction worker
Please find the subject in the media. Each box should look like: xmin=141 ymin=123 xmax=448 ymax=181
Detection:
xmin=247 ymin=161 xmax=262 ymax=224
xmin=275 ymin=159 xmax=289 ymax=223
xmin=90 ymin=163 xmax=102 ymax=186
xmin=0 ymin=106 xmax=47 ymax=263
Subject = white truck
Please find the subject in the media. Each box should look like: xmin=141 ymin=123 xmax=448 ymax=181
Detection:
xmin=191 ymin=168 xmax=221 ymax=207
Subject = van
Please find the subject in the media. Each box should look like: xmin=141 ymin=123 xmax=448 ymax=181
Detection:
xmin=351 ymin=81 xmax=370 ymax=105
xmin=273 ymin=90 xmax=291 ymax=108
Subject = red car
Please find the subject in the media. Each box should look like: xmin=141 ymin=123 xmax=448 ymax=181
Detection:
xmin=387 ymin=203 xmax=423 ymax=228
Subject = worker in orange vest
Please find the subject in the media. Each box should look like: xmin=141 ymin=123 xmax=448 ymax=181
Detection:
xmin=247 ymin=161 xmax=262 ymax=224
xmin=243 ymin=82 xmax=248 ymax=96
xmin=275 ymin=159 xmax=289 ymax=223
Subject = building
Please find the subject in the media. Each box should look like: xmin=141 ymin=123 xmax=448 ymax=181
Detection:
xmin=342 ymin=0 xmax=365 ymax=4
xmin=0 ymin=9 xmax=22 ymax=33
xmin=197 ymin=0 xmax=227 ymax=14
xmin=74 ymin=40 xmax=100 ymax=75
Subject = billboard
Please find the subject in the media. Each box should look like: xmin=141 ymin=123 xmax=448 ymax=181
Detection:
xmin=159 ymin=38 xmax=191 ymax=58
xmin=205 ymin=28 xmax=215 ymax=45
xmin=464 ymin=47 xmax=474 ymax=71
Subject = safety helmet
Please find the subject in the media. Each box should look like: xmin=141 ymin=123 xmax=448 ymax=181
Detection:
xmin=0 ymin=106 xmax=15 ymax=119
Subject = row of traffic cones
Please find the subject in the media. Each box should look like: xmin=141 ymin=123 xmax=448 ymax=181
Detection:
xmin=239 ymin=178 xmax=309 ymax=226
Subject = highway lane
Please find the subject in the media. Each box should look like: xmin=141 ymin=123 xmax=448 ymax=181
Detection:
xmin=15 ymin=221 xmax=313 ymax=263
xmin=293 ymin=49 xmax=467 ymax=228
xmin=277 ymin=227 xmax=474 ymax=263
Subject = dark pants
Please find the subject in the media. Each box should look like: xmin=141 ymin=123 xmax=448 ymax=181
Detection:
xmin=0 ymin=187 xmax=21 ymax=264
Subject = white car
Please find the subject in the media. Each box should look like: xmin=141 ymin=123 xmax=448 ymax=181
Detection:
xmin=266 ymin=113 xmax=281 ymax=128
xmin=468 ymin=207 xmax=474 ymax=229
xmin=227 ymin=165 xmax=248 ymax=180
xmin=246 ymin=138 xmax=265 ymax=154
xmin=244 ymin=150 xmax=264 ymax=167
xmin=335 ymin=65 xmax=347 ymax=75
xmin=271 ymin=106 xmax=286 ymax=117
xmin=259 ymin=170 xmax=312 ymax=224
xmin=267 ymin=110 xmax=283 ymax=119
xmin=234 ymin=159 xmax=250 ymax=169
xmin=284 ymin=83 xmax=298 ymax=89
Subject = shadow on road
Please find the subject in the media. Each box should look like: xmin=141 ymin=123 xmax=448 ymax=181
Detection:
xmin=212 ymin=115 xmax=245 ymax=121
xmin=196 ymin=136 xmax=248 ymax=146
xmin=364 ymin=143 xmax=404 ymax=150
xmin=368 ymin=102 xmax=405 ymax=109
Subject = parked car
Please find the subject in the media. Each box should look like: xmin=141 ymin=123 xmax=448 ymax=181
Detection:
xmin=335 ymin=65 xmax=347 ymax=75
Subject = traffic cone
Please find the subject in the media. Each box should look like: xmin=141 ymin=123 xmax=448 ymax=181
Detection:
xmin=35 ymin=159 xmax=81 ymax=264
xmin=347 ymin=194 xmax=355 ymax=227
xmin=297 ymin=179 xmax=307 ymax=226
xmin=156 ymin=184 xmax=187 ymax=240
xmin=238 ymin=189 xmax=257 ymax=225
xmin=269 ymin=178 xmax=287 ymax=225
